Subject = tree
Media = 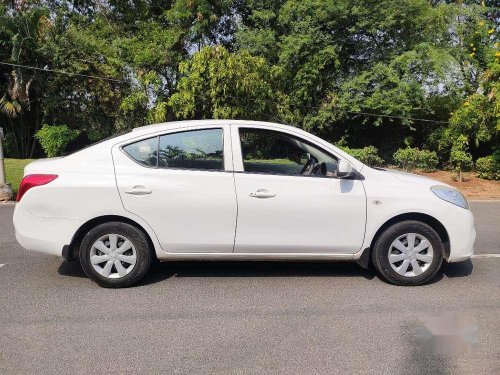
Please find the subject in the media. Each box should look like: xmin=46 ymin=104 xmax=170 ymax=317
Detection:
xmin=0 ymin=0 xmax=497 ymax=167
xmin=450 ymin=135 xmax=473 ymax=182
xmin=169 ymin=46 xmax=277 ymax=120
xmin=448 ymin=53 xmax=499 ymax=155
xmin=0 ymin=7 xmax=50 ymax=158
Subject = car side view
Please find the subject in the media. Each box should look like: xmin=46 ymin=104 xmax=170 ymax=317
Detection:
xmin=13 ymin=120 xmax=476 ymax=287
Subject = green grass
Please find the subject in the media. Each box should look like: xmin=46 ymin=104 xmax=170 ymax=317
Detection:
xmin=4 ymin=159 xmax=35 ymax=195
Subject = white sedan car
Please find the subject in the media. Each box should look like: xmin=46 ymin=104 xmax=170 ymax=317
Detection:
xmin=13 ymin=120 xmax=475 ymax=287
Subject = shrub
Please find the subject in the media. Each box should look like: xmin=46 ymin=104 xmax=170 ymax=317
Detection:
xmin=35 ymin=124 xmax=79 ymax=157
xmin=393 ymin=147 xmax=439 ymax=172
xmin=339 ymin=146 xmax=384 ymax=166
xmin=476 ymin=154 xmax=500 ymax=180
xmin=449 ymin=135 xmax=472 ymax=182
xmin=415 ymin=149 xmax=438 ymax=172
xmin=393 ymin=147 xmax=419 ymax=172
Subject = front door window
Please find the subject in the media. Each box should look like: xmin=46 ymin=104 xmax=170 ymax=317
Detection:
xmin=239 ymin=128 xmax=338 ymax=176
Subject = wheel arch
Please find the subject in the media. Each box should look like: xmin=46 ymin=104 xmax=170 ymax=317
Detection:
xmin=367 ymin=212 xmax=450 ymax=263
xmin=65 ymin=215 xmax=157 ymax=262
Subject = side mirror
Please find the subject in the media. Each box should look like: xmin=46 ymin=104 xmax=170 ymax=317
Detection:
xmin=337 ymin=159 xmax=354 ymax=178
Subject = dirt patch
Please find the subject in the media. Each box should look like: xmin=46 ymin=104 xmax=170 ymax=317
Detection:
xmin=415 ymin=170 xmax=500 ymax=200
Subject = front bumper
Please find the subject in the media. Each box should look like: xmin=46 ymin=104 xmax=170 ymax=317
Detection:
xmin=445 ymin=207 xmax=476 ymax=263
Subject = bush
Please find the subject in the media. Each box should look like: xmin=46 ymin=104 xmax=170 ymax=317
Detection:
xmin=393 ymin=147 xmax=438 ymax=172
xmin=476 ymin=154 xmax=500 ymax=180
xmin=449 ymin=135 xmax=472 ymax=182
xmin=35 ymin=124 xmax=79 ymax=157
xmin=415 ymin=149 xmax=438 ymax=172
xmin=339 ymin=146 xmax=384 ymax=166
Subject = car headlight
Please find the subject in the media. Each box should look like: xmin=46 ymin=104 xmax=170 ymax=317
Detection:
xmin=431 ymin=185 xmax=469 ymax=209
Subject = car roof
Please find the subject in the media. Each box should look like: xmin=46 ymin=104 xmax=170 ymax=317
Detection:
xmin=131 ymin=119 xmax=297 ymax=135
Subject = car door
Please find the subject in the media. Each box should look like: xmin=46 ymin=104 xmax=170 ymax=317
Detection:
xmin=112 ymin=125 xmax=237 ymax=253
xmin=232 ymin=126 xmax=366 ymax=254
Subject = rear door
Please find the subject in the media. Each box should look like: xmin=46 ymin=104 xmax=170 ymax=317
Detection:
xmin=112 ymin=125 xmax=237 ymax=253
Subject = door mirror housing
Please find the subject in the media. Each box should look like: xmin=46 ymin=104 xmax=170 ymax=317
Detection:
xmin=337 ymin=159 xmax=354 ymax=178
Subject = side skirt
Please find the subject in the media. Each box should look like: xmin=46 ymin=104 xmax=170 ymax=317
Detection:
xmin=157 ymin=252 xmax=356 ymax=262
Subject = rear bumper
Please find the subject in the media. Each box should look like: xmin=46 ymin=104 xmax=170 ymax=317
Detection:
xmin=13 ymin=204 xmax=81 ymax=257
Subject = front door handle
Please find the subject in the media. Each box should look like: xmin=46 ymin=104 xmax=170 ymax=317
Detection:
xmin=124 ymin=185 xmax=152 ymax=195
xmin=249 ymin=189 xmax=276 ymax=199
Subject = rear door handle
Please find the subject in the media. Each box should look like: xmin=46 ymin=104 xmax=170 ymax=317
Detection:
xmin=249 ymin=189 xmax=276 ymax=199
xmin=124 ymin=185 xmax=152 ymax=195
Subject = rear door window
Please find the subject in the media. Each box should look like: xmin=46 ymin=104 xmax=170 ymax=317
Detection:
xmin=158 ymin=129 xmax=224 ymax=171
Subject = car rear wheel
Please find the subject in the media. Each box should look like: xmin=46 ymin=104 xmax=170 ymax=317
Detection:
xmin=371 ymin=220 xmax=443 ymax=286
xmin=79 ymin=222 xmax=153 ymax=288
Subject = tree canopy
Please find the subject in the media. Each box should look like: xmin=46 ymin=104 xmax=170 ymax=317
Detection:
xmin=0 ymin=0 xmax=498 ymax=163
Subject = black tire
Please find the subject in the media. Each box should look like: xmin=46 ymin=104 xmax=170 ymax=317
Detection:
xmin=79 ymin=222 xmax=153 ymax=288
xmin=371 ymin=220 xmax=443 ymax=286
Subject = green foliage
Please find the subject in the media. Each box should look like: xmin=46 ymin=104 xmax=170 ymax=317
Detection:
xmin=0 ymin=0 xmax=498 ymax=170
xmin=393 ymin=147 xmax=438 ymax=172
xmin=393 ymin=148 xmax=419 ymax=172
xmin=448 ymin=60 xmax=499 ymax=163
xmin=476 ymin=153 xmax=500 ymax=180
xmin=35 ymin=125 xmax=79 ymax=157
xmin=339 ymin=146 xmax=384 ymax=167
xmin=416 ymin=149 xmax=439 ymax=172
xmin=169 ymin=46 xmax=276 ymax=120
xmin=449 ymin=135 xmax=473 ymax=182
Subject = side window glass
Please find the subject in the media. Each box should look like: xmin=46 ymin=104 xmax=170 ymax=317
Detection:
xmin=159 ymin=129 xmax=224 ymax=170
xmin=122 ymin=137 xmax=158 ymax=167
xmin=239 ymin=128 xmax=337 ymax=176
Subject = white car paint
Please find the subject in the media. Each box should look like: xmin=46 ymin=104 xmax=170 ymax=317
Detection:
xmin=13 ymin=120 xmax=475 ymax=264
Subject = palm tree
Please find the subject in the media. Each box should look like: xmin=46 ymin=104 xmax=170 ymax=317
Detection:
xmin=0 ymin=7 xmax=49 ymax=158
xmin=0 ymin=70 xmax=32 ymax=157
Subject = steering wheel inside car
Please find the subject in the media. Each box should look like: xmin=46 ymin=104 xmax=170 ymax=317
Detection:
xmin=300 ymin=156 xmax=315 ymax=175
xmin=311 ymin=162 xmax=327 ymax=176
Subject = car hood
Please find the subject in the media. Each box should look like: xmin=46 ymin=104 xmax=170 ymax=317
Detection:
xmin=383 ymin=169 xmax=453 ymax=189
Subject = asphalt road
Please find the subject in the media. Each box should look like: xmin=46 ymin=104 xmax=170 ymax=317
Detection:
xmin=0 ymin=202 xmax=498 ymax=374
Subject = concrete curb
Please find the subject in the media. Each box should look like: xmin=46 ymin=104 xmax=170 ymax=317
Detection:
xmin=468 ymin=200 xmax=500 ymax=203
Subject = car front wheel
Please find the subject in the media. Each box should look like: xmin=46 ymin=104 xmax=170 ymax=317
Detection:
xmin=371 ymin=220 xmax=444 ymax=286
xmin=79 ymin=222 xmax=153 ymax=288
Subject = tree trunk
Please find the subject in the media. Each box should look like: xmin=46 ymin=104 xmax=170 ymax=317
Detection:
xmin=18 ymin=114 xmax=26 ymax=158
xmin=8 ymin=118 xmax=20 ymax=158
xmin=29 ymin=99 xmax=42 ymax=158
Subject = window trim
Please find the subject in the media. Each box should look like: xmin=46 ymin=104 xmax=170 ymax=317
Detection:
xmin=120 ymin=127 xmax=226 ymax=172
xmin=237 ymin=127 xmax=341 ymax=179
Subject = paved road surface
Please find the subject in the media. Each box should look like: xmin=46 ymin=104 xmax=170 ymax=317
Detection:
xmin=0 ymin=202 xmax=498 ymax=374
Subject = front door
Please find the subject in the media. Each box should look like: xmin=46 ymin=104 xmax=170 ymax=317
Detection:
xmin=232 ymin=127 xmax=366 ymax=254
xmin=113 ymin=125 xmax=237 ymax=253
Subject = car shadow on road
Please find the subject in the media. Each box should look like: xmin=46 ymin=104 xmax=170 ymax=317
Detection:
xmin=58 ymin=259 xmax=473 ymax=286
xmin=58 ymin=260 xmax=87 ymax=278
xmin=58 ymin=259 xmax=377 ymax=286
xmin=141 ymin=260 xmax=385 ymax=286
xmin=442 ymin=259 xmax=473 ymax=278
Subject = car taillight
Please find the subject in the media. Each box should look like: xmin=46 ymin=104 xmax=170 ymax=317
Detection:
xmin=16 ymin=174 xmax=58 ymax=202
